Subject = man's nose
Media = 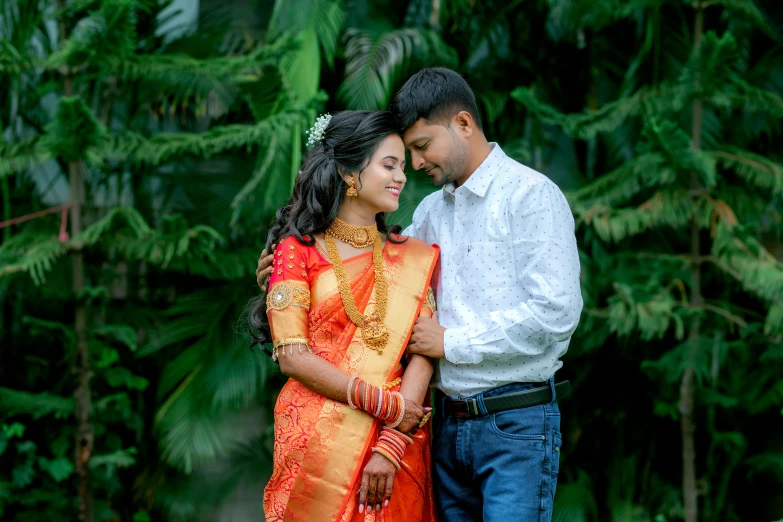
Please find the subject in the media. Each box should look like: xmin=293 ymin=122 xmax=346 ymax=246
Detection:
xmin=411 ymin=151 xmax=425 ymax=170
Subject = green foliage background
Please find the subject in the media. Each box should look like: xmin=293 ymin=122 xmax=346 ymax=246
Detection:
xmin=1 ymin=0 xmax=781 ymax=521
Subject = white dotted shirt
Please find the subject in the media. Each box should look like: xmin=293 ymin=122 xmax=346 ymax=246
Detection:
xmin=402 ymin=144 xmax=583 ymax=397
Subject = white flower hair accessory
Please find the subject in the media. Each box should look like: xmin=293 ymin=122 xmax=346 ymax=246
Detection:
xmin=306 ymin=113 xmax=332 ymax=149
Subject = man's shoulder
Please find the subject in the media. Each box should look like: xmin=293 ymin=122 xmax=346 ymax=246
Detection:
xmin=410 ymin=188 xmax=445 ymax=223
xmin=417 ymin=188 xmax=444 ymax=210
xmin=497 ymin=156 xmax=554 ymax=190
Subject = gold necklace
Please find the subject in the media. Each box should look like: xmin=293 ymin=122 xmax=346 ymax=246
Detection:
xmin=325 ymin=218 xmax=378 ymax=248
xmin=324 ymin=232 xmax=389 ymax=353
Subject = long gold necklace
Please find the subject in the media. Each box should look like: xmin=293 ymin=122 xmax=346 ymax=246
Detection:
xmin=326 ymin=218 xmax=378 ymax=248
xmin=325 ymin=231 xmax=389 ymax=354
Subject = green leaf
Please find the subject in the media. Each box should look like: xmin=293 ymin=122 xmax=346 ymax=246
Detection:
xmin=22 ymin=316 xmax=75 ymax=344
xmin=90 ymin=448 xmax=137 ymax=471
xmin=92 ymin=324 xmax=138 ymax=352
xmin=104 ymin=367 xmax=149 ymax=391
xmin=92 ymin=342 xmax=120 ymax=369
xmin=37 ymin=457 xmax=74 ymax=482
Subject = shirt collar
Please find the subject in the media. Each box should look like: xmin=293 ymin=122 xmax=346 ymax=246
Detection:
xmin=442 ymin=143 xmax=505 ymax=199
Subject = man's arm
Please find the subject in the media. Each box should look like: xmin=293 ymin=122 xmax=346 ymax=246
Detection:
xmin=411 ymin=181 xmax=583 ymax=363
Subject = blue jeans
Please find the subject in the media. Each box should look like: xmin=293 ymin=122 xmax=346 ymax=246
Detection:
xmin=432 ymin=380 xmax=562 ymax=522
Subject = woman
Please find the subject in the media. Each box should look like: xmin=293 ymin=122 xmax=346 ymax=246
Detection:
xmin=248 ymin=111 xmax=439 ymax=522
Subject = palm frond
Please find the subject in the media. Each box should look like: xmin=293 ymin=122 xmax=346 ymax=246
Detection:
xmin=709 ymin=0 xmax=777 ymax=36
xmin=339 ymin=28 xmax=457 ymax=110
xmin=46 ymin=0 xmax=137 ymax=69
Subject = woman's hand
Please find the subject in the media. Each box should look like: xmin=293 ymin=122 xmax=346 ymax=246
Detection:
xmin=358 ymin=452 xmax=397 ymax=514
xmin=256 ymin=244 xmax=276 ymax=292
xmin=396 ymin=400 xmax=431 ymax=437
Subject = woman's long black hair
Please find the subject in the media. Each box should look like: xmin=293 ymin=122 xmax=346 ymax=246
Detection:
xmin=247 ymin=110 xmax=405 ymax=350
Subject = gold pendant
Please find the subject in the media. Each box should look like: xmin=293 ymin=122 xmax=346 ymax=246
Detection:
xmin=362 ymin=314 xmax=389 ymax=354
xmin=353 ymin=228 xmax=369 ymax=245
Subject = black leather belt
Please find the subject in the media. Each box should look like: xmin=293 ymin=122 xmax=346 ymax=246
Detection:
xmin=443 ymin=381 xmax=571 ymax=419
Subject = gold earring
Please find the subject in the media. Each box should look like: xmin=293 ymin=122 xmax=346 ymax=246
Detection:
xmin=346 ymin=178 xmax=358 ymax=197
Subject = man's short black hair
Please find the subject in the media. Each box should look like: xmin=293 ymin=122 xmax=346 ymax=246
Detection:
xmin=389 ymin=67 xmax=482 ymax=134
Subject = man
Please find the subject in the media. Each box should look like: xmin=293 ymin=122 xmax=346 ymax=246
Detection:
xmin=257 ymin=67 xmax=582 ymax=521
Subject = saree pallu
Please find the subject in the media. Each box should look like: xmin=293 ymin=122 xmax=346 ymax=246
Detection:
xmin=264 ymin=234 xmax=439 ymax=522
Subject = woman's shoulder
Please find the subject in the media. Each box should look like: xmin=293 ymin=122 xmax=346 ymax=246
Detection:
xmin=390 ymin=233 xmax=439 ymax=254
xmin=274 ymin=235 xmax=317 ymax=254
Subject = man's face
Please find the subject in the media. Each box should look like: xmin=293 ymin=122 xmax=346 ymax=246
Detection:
xmin=402 ymin=117 xmax=467 ymax=187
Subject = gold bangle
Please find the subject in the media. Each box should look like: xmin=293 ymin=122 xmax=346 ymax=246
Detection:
xmin=418 ymin=411 xmax=432 ymax=429
xmin=272 ymin=337 xmax=310 ymax=349
xmin=346 ymin=375 xmax=359 ymax=410
xmin=371 ymin=447 xmax=401 ymax=470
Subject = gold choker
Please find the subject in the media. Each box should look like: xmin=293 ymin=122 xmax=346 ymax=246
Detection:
xmin=326 ymin=218 xmax=378 ymax=248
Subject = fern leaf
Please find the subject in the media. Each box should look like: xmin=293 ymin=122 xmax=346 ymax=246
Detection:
xmin=0 ymin=137 xmax=51 ymax=178
xmin=0 ymin=388 xmax=74 ymax=419
xmin=104 ymin=104 xmax=314 ymax=165
xmin=41 ymin=96 xmax=107 ymax=164
xmin=511 ymin=84 xmax=691 ymax=140
xmin=574 ymin=190 xmax=708 ymax=243
xmin=0 ymin=233 xmax=68 ymax=285
xmin=568 ymin=153 xmax=674 ymax=206
xmin=712 ymin=223 xmax=783 ymax=333
xmin=712 ymin=147 xmax=783 ymax=198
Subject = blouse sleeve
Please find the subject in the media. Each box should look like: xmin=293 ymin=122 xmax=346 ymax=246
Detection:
xmin=266 ymin=237 xmax=311 ymax=361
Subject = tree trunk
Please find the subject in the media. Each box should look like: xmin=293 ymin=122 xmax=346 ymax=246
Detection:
xmin=57 ymin=4 xmax=94 ymax=521
xmin=430 ymin=0 xmax=441 ymax=28
xmin=680 ymin=5 xmax=704 ymax=522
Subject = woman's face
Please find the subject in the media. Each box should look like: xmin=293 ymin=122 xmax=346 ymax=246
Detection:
xmin=346 ymin=134 xmax=407 ymax=215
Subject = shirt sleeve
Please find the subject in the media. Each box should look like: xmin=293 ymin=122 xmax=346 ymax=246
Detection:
xmin=443 ymin=181 xmax=583 ymax=364
xmin=266 ymin=237 xmax=311 ymax=360
xmin=401 ymin=199 xmax=430 ymax=240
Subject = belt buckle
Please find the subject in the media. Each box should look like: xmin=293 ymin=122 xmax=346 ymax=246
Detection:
xmin=452 ymin=397 xmax=479 ymax=418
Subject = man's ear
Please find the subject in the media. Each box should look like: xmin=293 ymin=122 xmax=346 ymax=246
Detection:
xmin=454 ymin=111 xmax=476 ymax=138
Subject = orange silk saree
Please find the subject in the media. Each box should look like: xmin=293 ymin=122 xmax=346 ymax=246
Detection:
xmin=264 ymin=234 xmax=439 ymax=522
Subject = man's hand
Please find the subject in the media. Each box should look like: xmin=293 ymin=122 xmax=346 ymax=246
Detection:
xmin=408 ymin=312 xmax=446 ymax=359
xmin=255 ymin=244 xmax=276 ymax=292
xmin=395 ymin=400 xmax=431 ymax=437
